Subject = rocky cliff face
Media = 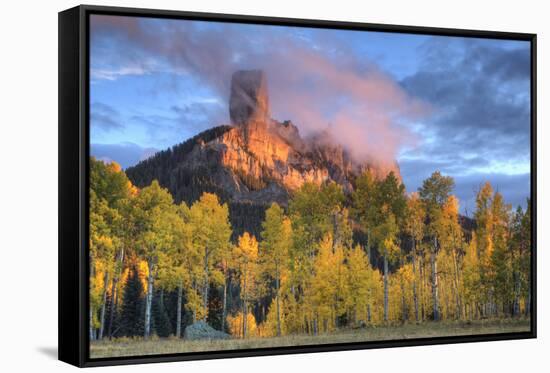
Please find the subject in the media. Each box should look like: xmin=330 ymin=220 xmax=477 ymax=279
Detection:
xmin=127 ymin=70 xmax=400 ymax=208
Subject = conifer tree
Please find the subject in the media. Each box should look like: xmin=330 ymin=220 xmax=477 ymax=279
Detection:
xmin=119 ymin=265 xmax=145 ymax=337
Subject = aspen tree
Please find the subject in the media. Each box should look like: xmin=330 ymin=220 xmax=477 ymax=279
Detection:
xmin=419 ymin=171 xmax=454 ymax=321
xmin=260 ymin=203 xmax=292 ymax=336
xmin=233 ymin=232 xmax=259 ymax=338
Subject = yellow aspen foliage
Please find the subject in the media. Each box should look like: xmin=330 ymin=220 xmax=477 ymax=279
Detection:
xmin=259 ymin=298 xmax=285 ymax=337
xmin=346 ymin=245 xmax=372 ymax=325
xmin=88 ymin=153 xmax=531 ymax=341
xmin=233 ymin=232 xmax=259 ymax=337
xmin=137 ymin=260 xmax=150 ymax=294
xmin=227 ymin=312 xmax=258 ymax=338
xmin=90 ymin=262 xmax=107 ymax=329
xmin=280 ymin=287 xmax=303 ymax=334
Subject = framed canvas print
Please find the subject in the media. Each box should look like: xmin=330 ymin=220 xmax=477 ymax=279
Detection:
xmin=58 ymin=4 xmax=537 ymax=367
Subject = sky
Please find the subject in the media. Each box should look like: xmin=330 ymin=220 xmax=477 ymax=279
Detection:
xmin=89 ymin=15 xmax=531 ymax=215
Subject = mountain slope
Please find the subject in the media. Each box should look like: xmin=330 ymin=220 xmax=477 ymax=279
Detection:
xmin=126 ymin=70 xmax=400 ymax=236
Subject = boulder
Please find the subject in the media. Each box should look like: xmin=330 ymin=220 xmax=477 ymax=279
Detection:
xmin=183 ymin=321 xmax=230 ymax=340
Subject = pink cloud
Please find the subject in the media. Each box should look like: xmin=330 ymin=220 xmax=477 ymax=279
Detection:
xmin=91 ymin=15 xmax=431 ymax=164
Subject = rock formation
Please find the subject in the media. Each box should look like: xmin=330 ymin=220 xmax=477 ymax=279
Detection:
xmin=184 ymin=321 xmax=230 ymax=340
xmin=229 ymin=70 xmax=270 ymax=143
xmin=126 ymin=69 xmax=401 ymax=234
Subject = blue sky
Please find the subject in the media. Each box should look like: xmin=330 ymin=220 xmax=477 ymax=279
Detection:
xmin=90 ymin=15 xmax=531 ymax=215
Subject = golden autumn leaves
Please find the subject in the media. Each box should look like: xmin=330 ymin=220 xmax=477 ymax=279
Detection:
xmin=89 ymin=157 xmax=531 ymax=343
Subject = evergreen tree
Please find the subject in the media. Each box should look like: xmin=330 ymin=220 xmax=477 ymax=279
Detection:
xmin=119 ymin=265 xmax=145 ymax=337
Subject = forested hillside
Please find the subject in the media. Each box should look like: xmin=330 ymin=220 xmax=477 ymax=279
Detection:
xmin=89 ymin=157 xmax=531 ymax=342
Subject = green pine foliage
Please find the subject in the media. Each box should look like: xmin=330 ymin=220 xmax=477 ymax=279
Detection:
xmin=118 ymin=266 xmax=145 ymax=338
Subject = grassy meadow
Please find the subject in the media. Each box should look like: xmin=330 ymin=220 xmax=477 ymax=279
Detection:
xmin=90 ymin=318 xmax=530 ymax=358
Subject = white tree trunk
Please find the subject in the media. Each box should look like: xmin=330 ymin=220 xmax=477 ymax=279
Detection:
xmin=144 ymin=261 xmax=155 ymax=338
xmin=89 ymin=306 xmax=95 ymax=341
xmin=401 ymin=277 xmax=407 ymax=321
xmin=221 ymin=275 xmax=228 ymax=332
xmin=526 ymin=284 xmax=531 ymax=316
xmin=276 ymin=269 xmax=282 ymax=337
xmin=412 ymin=239 xmax=419 ymax=322
xmin=176 ymin=280 xmax=183 ymax=338
xmin=242 ymin=275 xmax=247 ymax=338
xmin=419 ymin=255 xmax=425 ymax=321
xmin=383 ymin=255 xmax=389 ymax=322
xmin=452 ymin=248 xmax=462 ymax=319
xmin=431 ymin=240 xmax=439 ymax=321
xmin=107 ymin=276 xmax=118 ymax=338
xmin=89 ymin=256 xmax=95 ymax=341
xmin=98 ymin=271 xmax=110 ymax=339
xmin=107 ymin=247 xmax=124 ymax=338
xmin=203 ymin=249 xmax=209 ymax=321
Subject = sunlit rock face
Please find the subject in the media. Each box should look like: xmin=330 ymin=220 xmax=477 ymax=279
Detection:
xmin=128 ymin=69 xmax=401 ymax=206
xmin=185 ymin=69 xmax=400 ymax=202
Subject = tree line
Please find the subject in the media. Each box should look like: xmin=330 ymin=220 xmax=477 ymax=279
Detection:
xmin=89 ymin=157 xmax=531 ymax=341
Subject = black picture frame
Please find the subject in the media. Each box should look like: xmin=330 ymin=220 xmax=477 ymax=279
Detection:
xmin=58 ymin=4 xmax=537 ymax=368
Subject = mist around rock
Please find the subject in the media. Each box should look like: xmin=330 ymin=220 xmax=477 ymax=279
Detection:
xmin=126 ymin=68 xmax=403 ymax=219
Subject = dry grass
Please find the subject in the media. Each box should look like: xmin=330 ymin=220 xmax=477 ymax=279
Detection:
xmin=90 ymin=318 xmax=530 ymax=358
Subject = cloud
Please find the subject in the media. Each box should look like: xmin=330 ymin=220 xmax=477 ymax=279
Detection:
xmin=170 ymin=100 xmax=225 ymax=131
xmin=397 ymin=37 xmax=531 ymax=210
xmin=129 ymin=100 xmax=226 ymax=146
xmin=90 ymin=15 xmax=430 ymax=165
xmin=91 ymin=66 xmax=151 ymax=81
xmin=399 ymin=157 xmax=530 ymax=213
xmin=90 ymin=102 xmax=125 ymax=132
xmin=91 ymin=142 xmax=158 ymax=169
xmin=400 ymin=38 xmax=531 ymax=173
xmin=90 ymin=16 xmax=531 ymax=211
xmin=453 ymin=173 xmax=531 ymax=216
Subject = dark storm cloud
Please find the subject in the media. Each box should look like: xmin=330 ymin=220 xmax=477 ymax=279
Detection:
xmin=91 ymin=142 xmax=158 ymax=169
xmin=400 ymin=38 xmax=531 ymax=175
xmin=479 ymin=45 xmax=531 ymax=81
xmin=398 ymin=38 xmax=531 ymax=211
xmin=90 ymin=102 xmax=124 ymax=131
